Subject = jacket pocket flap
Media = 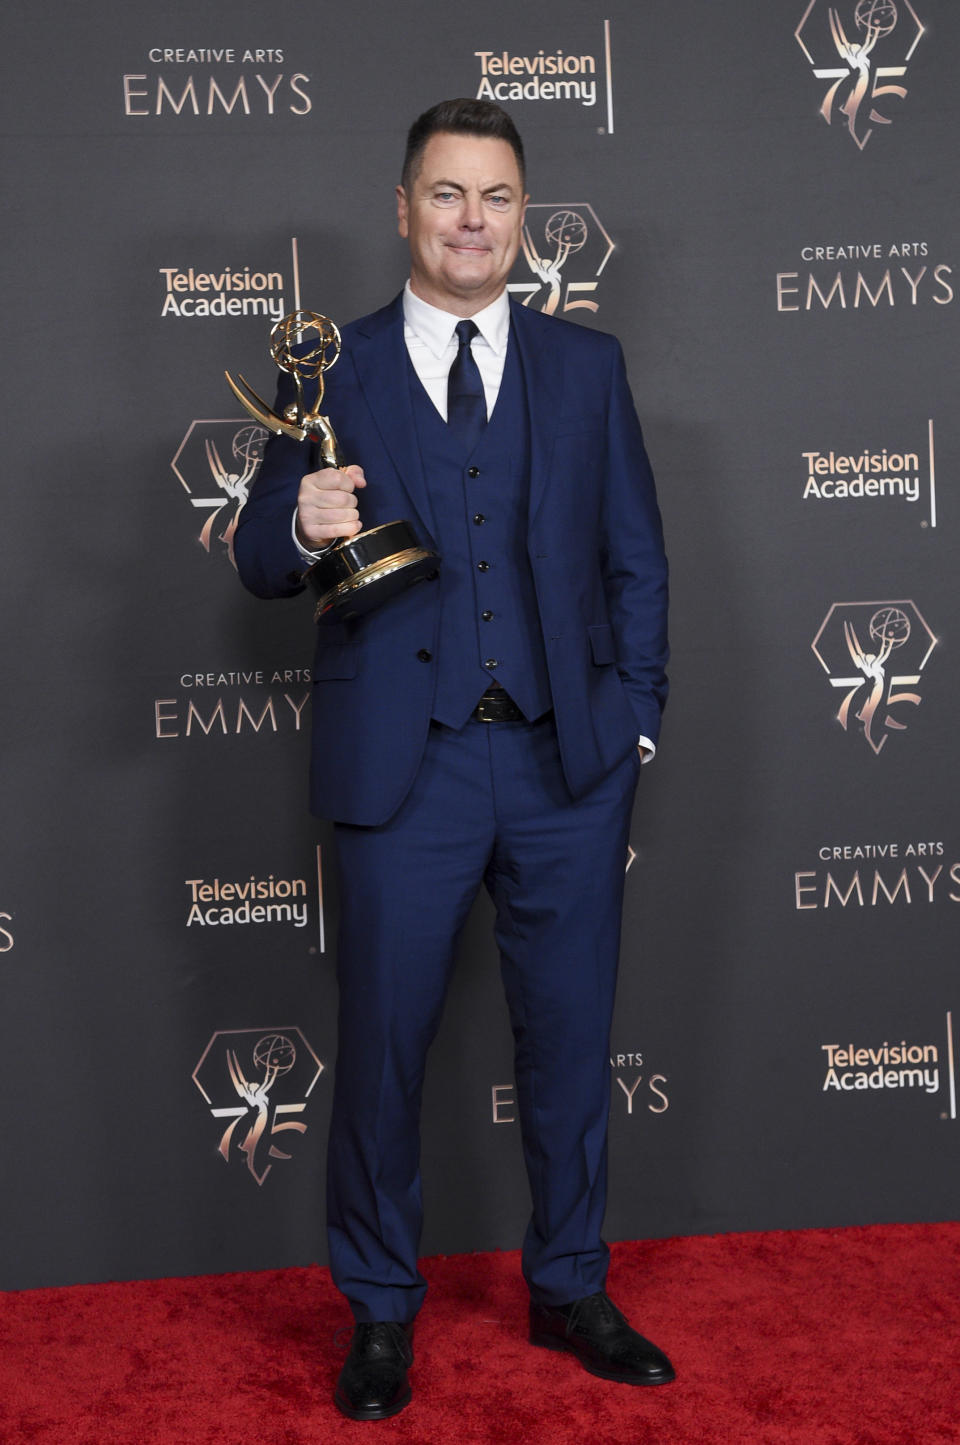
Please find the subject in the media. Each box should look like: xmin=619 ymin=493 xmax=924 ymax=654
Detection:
xmin=588 ymin=623 xmax=616 ymax=665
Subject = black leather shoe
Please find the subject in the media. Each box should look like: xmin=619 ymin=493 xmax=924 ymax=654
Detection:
xmin=334 ymin=1321 xmax=414 ymax=1421
xmin=529 ymin=1291 xmax=675 ymax=1385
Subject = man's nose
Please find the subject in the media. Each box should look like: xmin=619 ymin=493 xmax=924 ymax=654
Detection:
xmin=459 ymin=194 xmax=484 ymax=228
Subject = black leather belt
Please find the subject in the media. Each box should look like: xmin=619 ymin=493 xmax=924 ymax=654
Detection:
xmin=472 ymin=687 xmax=555 ymax=724
xmin=472 ymin=686 xmax=527 ymax=723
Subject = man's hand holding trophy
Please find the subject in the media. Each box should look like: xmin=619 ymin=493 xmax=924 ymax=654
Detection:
xmin=226 ymin=309 xmax=439 ymax=622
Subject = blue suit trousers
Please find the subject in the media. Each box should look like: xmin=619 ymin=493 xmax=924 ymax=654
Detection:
xmin=327 ymin=714 xmax=640 ymax=1322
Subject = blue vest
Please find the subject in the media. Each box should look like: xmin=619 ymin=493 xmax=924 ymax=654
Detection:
xmin=408 ymin=333 xmax=553 ymax=729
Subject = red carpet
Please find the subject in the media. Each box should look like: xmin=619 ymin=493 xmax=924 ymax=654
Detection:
xmin=2 ymin=1223 xmax=958 ymax=1444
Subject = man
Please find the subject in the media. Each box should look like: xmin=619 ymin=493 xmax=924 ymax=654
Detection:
xmin=234 ymin=98 xmax=671 ymax=1421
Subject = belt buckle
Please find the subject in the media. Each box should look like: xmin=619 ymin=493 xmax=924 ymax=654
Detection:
xmin=474 ymin=689 xmax=523 ymax=723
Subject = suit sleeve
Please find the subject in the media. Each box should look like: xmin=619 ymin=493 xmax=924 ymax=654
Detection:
xmin=233 ymin=367 xmax=320 ymax=599
xmin=600 ymin=340 xmax=669 ymax=745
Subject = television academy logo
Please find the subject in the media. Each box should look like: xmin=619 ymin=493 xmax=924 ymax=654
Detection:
xmin=800 ymin=422 xmax=936 ymax=527
xmin=819 ymin=1013 xmax=956 ymax=1119
xmin=811 ymin=600 xmax=937 ymax=754
xmin=795 ymin=0 xmax=925 ymax=149
xmin=507 ymin=204 xmax=613 ymax=317
xmin=159 ymin=264 xmax=287 ymax=321
xmin=473 ymin=20 xmax=615 ymax=131
xmin=192 ymin=1027 xmax=324 ymax=1184
xmin=184 ymin=849 xmax=325 ymax=947
xmin=171 ymin=419 xmax=266 ymax=567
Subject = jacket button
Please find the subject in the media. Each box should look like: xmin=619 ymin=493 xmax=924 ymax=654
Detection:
xmin=481 ymin=610 xmax=494 ymax=621
xmin=473 ymin=513 xmax=486 ymax=525
xmin=468 ymin=466 xmax=480 ymax=478
xmin=484 ymin=658 xmax=499 ymax=669
xmin=477 ymin=560 xmax=490 ymax=571
xmin=417 ymin=648 xmax=432 ymax=662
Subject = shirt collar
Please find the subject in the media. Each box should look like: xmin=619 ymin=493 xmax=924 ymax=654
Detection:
xmin=403 ymin=281 xmax=511 ymax=359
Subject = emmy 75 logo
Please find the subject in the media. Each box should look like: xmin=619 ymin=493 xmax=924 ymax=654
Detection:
xmin=812 ymin=600 xmax=937 ymax=754
xmin=192 ymin=1027 xmax=324 ymax=1184
xmin=508 ymin=204 xmax=613 ymax=316
xmin=795 ymin=0 xmax=925 ymax=149
xmin=171 ymin=419 xmax=269 ymax=567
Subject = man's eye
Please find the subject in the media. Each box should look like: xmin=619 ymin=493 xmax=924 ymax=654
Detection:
xmin=488 ymin=195 xmax=508 ymax=208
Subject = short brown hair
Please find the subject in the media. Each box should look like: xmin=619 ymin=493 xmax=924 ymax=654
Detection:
xmin=401 ymin=98 xmax=526 ymax=191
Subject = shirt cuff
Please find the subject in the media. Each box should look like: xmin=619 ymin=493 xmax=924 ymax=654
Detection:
xmin=637 ymin=736 xmax=656 ymax=763
xmin=291 ymin=510 xmax=336 ymax=565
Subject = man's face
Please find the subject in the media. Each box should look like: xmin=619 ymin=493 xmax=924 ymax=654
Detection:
xmin=397 ymin=131 xmax=528 ymax=316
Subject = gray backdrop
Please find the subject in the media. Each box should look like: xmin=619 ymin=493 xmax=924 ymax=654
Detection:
xmin=2 ymin=0 xmax=957 ymax=1290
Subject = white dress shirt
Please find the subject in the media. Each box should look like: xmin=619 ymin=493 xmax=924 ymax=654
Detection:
xmin=401 ymin=281 xmax=510 ymax=421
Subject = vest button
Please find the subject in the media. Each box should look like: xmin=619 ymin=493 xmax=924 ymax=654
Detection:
xmin=477 ymin=560 xmax=490 ymax=571
xmin=484 ymin=658 xmax=499 ymax=669
xmin=481 ymin=610 xmax=494 ymax=621
xmin=468 ymin=466 xmax=481 ymax=478
xmin=417 ymin=649 xmax=432 ymax=662
xmin=473 ymin=513 xmax=486 ymax=525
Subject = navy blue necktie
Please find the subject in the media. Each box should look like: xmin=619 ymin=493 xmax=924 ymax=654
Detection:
xmin=447 ymin=319 xmax=486 ymax=453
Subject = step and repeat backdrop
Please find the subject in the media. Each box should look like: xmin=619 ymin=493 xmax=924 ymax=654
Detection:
xmin=2 ymin=0 xmax=957 ymax=1289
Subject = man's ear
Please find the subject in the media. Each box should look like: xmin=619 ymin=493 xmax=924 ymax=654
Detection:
xmin=396 ymin=184 xmax=409 ymax=239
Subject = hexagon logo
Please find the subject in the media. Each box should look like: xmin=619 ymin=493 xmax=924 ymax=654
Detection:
xmin=795 ymin=1 xmax=925 ymax=149
xmin=171 ymin=418 xmax=270 ymax=568
xmin=193 ymin=1026 xmax=324 ymax=1184
xmin=812 ymin=600 xmax=937 ymax=753
xmin=508 ymin=203 xmax=614 ymax=317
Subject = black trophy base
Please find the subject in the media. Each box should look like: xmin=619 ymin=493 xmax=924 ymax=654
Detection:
xmin=306 ymin=520 xmax=439 ymax=622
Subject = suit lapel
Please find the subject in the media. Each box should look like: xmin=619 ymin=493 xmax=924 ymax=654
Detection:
xmin=508 ymin=299 xmax=565 ymax=527
xmin=348 ymin=295 xmax=564 ymax=537
xmin=350 ymin=295 xmax=437 ymax=537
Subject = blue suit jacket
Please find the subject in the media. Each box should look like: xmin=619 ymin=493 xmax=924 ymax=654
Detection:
xmin=234 ymin=294 xmax=668 ymax=825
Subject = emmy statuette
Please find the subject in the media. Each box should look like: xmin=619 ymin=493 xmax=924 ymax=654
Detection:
xmin=226 ymin=310 xmax=439 ymax=622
